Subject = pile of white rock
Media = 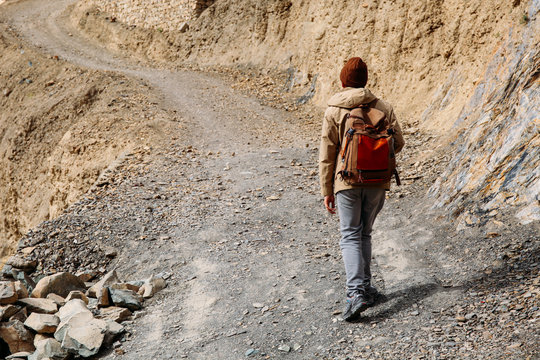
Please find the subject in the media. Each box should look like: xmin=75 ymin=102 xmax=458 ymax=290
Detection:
xmin=0 ymin=270 xmax=165 ymax=359
xmin=92 ymin=0 xmax=215 ymax=31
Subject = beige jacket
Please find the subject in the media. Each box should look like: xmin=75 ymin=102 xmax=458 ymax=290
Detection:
xmin=319 ymin=88 xmax=405 ymax=197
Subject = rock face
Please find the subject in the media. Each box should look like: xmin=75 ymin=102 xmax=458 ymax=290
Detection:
xmin=92 ymin=0 xmax=215 ymax=31
xmin=0 ymin=319 xmax=35 ymax=353
xmin=429 ymin=5 xmax=540 ymax=226
xmin=31 ymin=273 xmax=86 ymax=298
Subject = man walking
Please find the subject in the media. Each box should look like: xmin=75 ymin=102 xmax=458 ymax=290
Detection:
xmin=319 ymin=57 xmax=405 ymax=321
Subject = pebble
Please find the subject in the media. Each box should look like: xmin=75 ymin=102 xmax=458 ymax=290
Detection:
xmin=278 ymin=344 xmax=291 ymax=352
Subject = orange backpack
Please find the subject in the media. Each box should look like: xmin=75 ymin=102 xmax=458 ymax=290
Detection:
xmin=338 ymin=104 xmax=401 ymax=186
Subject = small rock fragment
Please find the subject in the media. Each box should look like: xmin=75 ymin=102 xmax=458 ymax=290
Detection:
xmin=97 ymin=287 xmax=111 ymax=308
xmin=11 ymin=270 xmax=36 ymax=294
xmin=65 ymin=291 xmax=89 ymax=305
xmin=0 ymin=304 xmax=21 ymax=321
xmin=110 ymin=283 xmax=140 ymax=292
xmin=278 ymin=344 xmax=291 ymax=352
xmin=46 ymin=293 xmax=66 ymax=307
xmin=6 ymin=351 xmax=32 ymax=359
xmin=9 ymin=307 xmax=28 ymax=322
xmin=87 ymin=270 xmax=120 ymax=298
xmin=0 ymin=281 xmax=18 ymax=305
xmin=109 ymin=288 xmax=142 ymax=311
xmin=75 ymin=270 xmax=97 ymax=283
xmin=97 ymin=306 xmax=132 ymax=323
xmin=13 ymin=281 xmax=29 ymax=299
xmin=178 ymin=22 xmax=189 ymax=33
xmin=245 ymin=348 xmax=258 ymax=356
xmin=137 ymin=275 xmax=166 ymax=299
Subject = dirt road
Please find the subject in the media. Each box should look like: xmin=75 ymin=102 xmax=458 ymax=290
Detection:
xmin=3 ymin=0 xmax=537 ymax=359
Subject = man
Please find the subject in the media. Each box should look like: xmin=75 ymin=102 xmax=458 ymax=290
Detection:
xmin=319 ymin=57 xmax=405 ymax=321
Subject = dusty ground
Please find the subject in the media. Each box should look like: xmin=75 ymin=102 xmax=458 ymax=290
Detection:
xmin=1 ymin=0 xmax=538 ymax=359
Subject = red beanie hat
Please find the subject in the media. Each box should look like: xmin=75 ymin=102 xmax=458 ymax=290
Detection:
xmin=340 ymin=57 xmax=368 ymax=88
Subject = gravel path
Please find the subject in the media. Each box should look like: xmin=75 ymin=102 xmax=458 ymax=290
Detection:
xmin=2 ymin=0 xmax=538 ymax=359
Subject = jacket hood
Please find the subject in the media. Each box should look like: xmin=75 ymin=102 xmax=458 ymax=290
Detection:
xmin=327 ymin=87 xmax=377 ymax=109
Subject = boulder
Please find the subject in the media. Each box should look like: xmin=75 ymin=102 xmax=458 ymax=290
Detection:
xmin=28 ymin=337 xmax=69 ymax=360
xmin=17 ymin=298 xmax=57 ymax=314
xmin=31 ymin=273 xmax=85 ymax=298
xmin=64 ymin=291 xmax=89 ymax=305
xmin=87 ymin=270 xmax=119 ymax=298
xmin=0 ymin=281 xmax=18 ymax=305
xmin=97 ymin=306 xmax=131 ymax=323
xmin=55 ymin=310 xmax=94 ymax=343
xmin=0 ymin=304 xmax=20 ymax=321
xmin=45 ymin=294 xmax=65 ymax=307
xmin=24 ymin=313 xmax=59 ymax=334
xmin=0 ymin=320 xmax=35 ymax=353
xmin=13 ymin=281 xmax=29 ymax=299
xmin=138 ymin=275 xmax=166 ymax=299
xmin=109 ymin=288 xmax=142 ymax=311
xmin=55 ymin=312 xmax=107 ymax=358
xmin=56 ymin=299 xmax=91 ymax=324
xmin=6 ymin=256 xmax=37 ymax=273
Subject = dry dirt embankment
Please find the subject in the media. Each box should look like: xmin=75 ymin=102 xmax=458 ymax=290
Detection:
xmin=0 ymin=25 xmax=178 ymax=261
xmin=74 ymin=0 xmax=540 ymax=228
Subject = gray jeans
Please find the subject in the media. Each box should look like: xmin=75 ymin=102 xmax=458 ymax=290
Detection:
xmin=336 ymin=188 xmax=386 ymax=297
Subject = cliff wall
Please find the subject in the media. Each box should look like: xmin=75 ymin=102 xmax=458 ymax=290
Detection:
xmin=77 ymin=0 xmax=539 ymax=225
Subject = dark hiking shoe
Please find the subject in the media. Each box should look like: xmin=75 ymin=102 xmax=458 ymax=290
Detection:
xmin=365 ymin=285 xmax=380 ymax=306
xmin=342 ymin=293 xmax=368 ymax=321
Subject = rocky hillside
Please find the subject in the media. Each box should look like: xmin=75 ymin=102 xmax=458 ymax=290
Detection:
xmin=0 ymin=26 xmax=177 ymax=261
xmin=76 ymin=0 xmax=539 ymax=225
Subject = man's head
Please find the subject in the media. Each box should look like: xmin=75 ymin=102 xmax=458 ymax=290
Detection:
xmin=340 ymin=57 xmax=368 ymax=88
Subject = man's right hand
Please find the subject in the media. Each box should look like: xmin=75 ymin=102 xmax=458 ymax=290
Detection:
xmin=324 ymin=195 xmax=336 ymax=214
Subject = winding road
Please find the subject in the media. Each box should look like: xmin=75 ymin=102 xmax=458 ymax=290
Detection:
xmin=1 ymin=1 xmax=449 ymax=358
